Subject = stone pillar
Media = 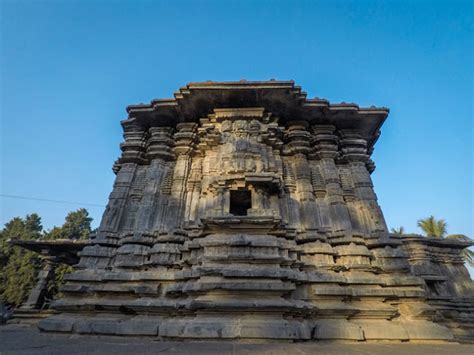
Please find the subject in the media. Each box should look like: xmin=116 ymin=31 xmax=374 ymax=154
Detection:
xmin=251 ymin=186 xmax=264 ymax=210
xmin=282 ymin=122 xmax=323 ymax=241
xmin=184 ymin=156 xmax=203 ymax=225
xmin=132 ymin=127 xmax=175 ymax=234
xmin=282 ymin=158 xmax=300 ymax=229
xmin=308 ymin=162 xmax=332 ymax=231
xmin=165 ymin=123 xmax=198 ymax=231
xmin=338 ymin=130 xmax=388 ymax=238
xmin=294 ymin=153 xmax=322 ymax=236
xmin=97 ymin=122 xmax=147 ymax=240
xmin=82 ymin=123 xmax=148 ymax=271
xmin=312 ymin=125 xmax=352 ymax=236
xmin=21 ymin=260 xmax=55 ymax=310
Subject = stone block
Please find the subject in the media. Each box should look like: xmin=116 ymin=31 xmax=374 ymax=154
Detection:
xmin=403 ymin=320 xmax=453 ymax=340
xmin=117 ymin=316 xmax=160 ymax=336
xmin=74 ymin=318 xmax=120 ymax=335
xmin=160 ymin=315 xmax=311 ymax=340
xmin=313 ymin=320 xmax=364 ymax=340
xmin=356 ymin=320 xmax=409 ymax=340
xmin=38 ymin=315 xmax=76 ymax=333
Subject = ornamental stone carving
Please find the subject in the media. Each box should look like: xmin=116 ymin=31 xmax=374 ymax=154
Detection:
xmin=38 ymin=81 xmax=473 ymax=342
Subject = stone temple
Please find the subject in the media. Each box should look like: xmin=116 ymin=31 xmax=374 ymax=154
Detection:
xmin=39 ymin=80 xmax=474 ymax=341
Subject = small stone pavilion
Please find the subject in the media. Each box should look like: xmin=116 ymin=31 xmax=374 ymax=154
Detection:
xmin=39 ymin=81 xmax=474 ymax=341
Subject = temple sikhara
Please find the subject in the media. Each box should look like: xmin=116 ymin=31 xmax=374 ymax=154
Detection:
xmin=37 ymin=81 xmax=474 ymax=341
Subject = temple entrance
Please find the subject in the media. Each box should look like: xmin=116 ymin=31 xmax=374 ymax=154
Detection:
xmin=229 ymin=190 xmax=252 ymax=216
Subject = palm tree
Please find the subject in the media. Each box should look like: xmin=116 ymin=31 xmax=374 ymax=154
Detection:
xmin=446 ymin=234 xmax=474 ymax=267
xmin=417 ymin=216 xmax=447 ymax=238
xmin=390 ymin=226 xmax=405 ymax=236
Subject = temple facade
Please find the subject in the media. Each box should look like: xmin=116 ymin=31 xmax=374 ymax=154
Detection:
xmin=39 ymin=81 xmax=474 ymax=341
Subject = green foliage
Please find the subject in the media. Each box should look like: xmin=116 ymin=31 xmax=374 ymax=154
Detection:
xmin=1 ymin=209 xmax=93 ymax=307
xmin=2 ymin=247 xmax=41 ymax=305
xmin=417 ymin=215 xmax=447 ymax=238
xmin=62 ymin=208 xmax=92 ymax=240
xmin=390 ymin=226 xmax=405 ymax=236
xmin=43 ymin=209 xmax=92 ymax=241
xmin=43 ymin=209 xmax=93 ymax=297
xmin=0 ymin=214 xmax=43 ymax=306
xmin=24 ymin=214 xmax=43 ymax=236
xmin=0 ymin=218 xmax=23 ymax=268
xmin=48 ymin=264 xmax=74 ymax=296
xmin=43 ymin=226 xmax=65 ymax=240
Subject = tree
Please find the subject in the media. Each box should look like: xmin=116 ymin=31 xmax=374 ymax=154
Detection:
xmin=390 ymin=226 xmax=405 ymax=236
xmin=62 ymin=208 xmax=92 ymax=240
xmin=43 ymin=226 xmax=65 ymax=240
xmin=417 ymin=216 xmax=447 ymax=238
xmin=1 ymin=209 xmax=93 ymax=307
xmin=43 ymin=209 xmax=92 ymax=241
xmin=0 ymin=215 xmax=43 ymax=306
xmin=0 ymin=218 xmax=24 ymax=268
xmin=43 ymin=209 xmax=93 ymax=297
xmin=1 ymin=247 xmax=41 ymax=305
xmin=24 ymin=214 xmax=43 ymax=237
xmin=0 ymin=218 xmax=26 ymax=297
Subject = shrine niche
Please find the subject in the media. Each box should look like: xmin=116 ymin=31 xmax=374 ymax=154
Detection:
xmin=38 ymin=80 xmax=474 ymax=342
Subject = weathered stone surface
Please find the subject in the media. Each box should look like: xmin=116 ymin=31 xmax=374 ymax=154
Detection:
xmin=357 ymin=320 xmax=410 ymax=340
xmin=313 ymin=320 xmax=364 ymax=340
xmin=39 ymin=81 xmax=473 ymax=342
xmin=6 ymin=324 xmax=474 ymax=355
xmin=38 ymin=314 xmax=76 ymax=333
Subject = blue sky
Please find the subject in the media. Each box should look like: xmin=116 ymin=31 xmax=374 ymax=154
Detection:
xmin=1 ymin=0 xmax=472 ymax=243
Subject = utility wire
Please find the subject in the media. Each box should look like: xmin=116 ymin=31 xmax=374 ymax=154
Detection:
xmin=0 ymin=194 xmax=105 ymax=208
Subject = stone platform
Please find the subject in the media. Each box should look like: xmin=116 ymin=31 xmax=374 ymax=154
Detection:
xmin=0 ymin=324 xmax=473 ymax=355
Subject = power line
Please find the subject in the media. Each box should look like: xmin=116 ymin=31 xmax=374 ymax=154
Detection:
xmin=0 ymin=194 xmax=105 ymax=208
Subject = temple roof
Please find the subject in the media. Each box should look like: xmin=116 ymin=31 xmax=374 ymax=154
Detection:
xmin=124 ymin=80 xmax=389 ymax=149
xmin=9 ymin=239 xmax=89 ymax=265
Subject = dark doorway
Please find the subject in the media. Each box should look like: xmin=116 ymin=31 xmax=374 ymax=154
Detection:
xmin=230 ymin=190 xmax=251 ymax=216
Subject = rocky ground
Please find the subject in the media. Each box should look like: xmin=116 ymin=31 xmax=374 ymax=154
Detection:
xmin=0 ymin=324 xmax=473 ymax=355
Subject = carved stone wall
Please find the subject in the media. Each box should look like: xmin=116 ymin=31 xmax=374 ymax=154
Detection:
xmin=402 ymin=236 xmax=474 ymax=341
xmin=38 ymin=81 xmax=473 ymax=342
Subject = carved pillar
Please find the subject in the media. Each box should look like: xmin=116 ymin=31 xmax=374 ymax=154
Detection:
xmin=312 ymin=125 xmax=352 ymax=236
xmin=294 ymin=152 xmax=322 ymax=235
xmin=132 ymin=127 xmax=175 ymax=234
xmin=165 ymin=123 xmax=198 ymax=231
xmin=147 ymin=127 xmax=175 ymax=161
xmin=96 ymin=121 xmax=147 ymax=245
xmin=338 ymin=163 xmax=365 ymax=236
xmin=218 ymin=187 xmax=227 ymax=214
xmin=308 ymin=162 xmax=332 ymax=231
xmin=339 ymin=130 xmax=388 ymax=237
xmin=184 ymin=156 xmax=203 ymax=225
xmin=282 ymin=122 xmax=322 ymax=240
xmin=96 ymin=123 xmax=149 ymax=269
xmin=282 ymin=157 xmax=300 ymax=229
xmin=252 ymin=186 xmax=265 ymax=210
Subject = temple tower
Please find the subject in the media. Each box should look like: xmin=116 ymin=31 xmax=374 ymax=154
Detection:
xmin=39 ymin=81 xmax=472 ymax=341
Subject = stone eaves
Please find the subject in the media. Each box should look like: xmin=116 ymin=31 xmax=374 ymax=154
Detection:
xmin=124 ymin=80 xmax=389 ymax=150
